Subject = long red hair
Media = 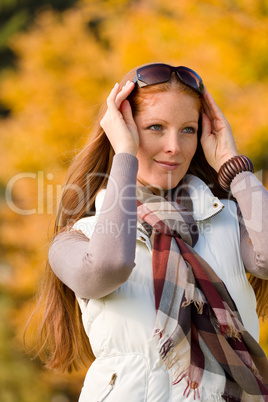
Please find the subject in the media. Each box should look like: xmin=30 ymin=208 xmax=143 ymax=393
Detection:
xmin=25 ymin=64 xmax=268 ymax=373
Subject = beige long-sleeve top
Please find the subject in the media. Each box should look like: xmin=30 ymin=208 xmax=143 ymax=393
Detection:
xmin=48 ymin=153 xmax=268 ymax=299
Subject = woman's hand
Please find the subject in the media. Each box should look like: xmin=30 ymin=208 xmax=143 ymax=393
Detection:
xmin=100 ymin=81 xmax=139 ymax=155
xmin=201 ymin=86 xmax=238 ymax=172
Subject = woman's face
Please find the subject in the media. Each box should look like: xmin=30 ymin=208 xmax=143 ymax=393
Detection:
xmin=134 ymin=90 xmax=200 ymax=194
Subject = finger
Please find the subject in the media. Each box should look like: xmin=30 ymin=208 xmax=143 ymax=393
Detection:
xmin=115 ymin=81 xmax=135 ymax=108
xmin=201 ymin=87 xmax=214 ymax=121
xmin=202 ymin=86 xmax=221 ymax=117
xmin=115 ymin=81 xmax=135 ymax=105
xmin=106 ymin=83 xmax=120 ymax=106
xmin=200 ymin=112 xmax=212 ymax=143
xmin=121 ymin=100 xmax=139 ymax=144
xmin=204 ymin=89 xmax=226 ymax=122
xmin=120 ymin=100 xmax=135 ymax=125
xmin=201 ymin=99 xmax=213 ymax=122
xmin=108 ymin=82 xmax=120 ymax=98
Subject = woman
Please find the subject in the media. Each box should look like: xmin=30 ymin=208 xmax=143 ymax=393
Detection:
xmin=34 ymin=63 xmax=268 ymax=401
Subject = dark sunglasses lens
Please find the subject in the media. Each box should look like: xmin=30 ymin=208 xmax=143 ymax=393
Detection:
xmin=177 ymin=67 xmax=203 ymax=93
xmin=137 ymin=65 xmax=171 ymax=85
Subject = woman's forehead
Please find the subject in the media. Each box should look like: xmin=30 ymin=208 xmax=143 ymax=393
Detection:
xmin=137 ymin=89 xmax=200 ymax=108
xmin=135 ymin=90 xmax=200 ymax=120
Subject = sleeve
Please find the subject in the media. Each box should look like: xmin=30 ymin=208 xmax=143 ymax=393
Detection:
xmin=48 ymin=153 xmax=139 ymax=299
xmin=230 ymin=171 xmax=268 ymax=279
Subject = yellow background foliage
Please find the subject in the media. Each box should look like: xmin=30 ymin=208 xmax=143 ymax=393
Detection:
xmin=0 ymin=0 xmax=267 ymax=399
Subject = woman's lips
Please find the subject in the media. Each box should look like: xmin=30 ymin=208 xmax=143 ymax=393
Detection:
xmin=154 ymin=160 xmax=180 ymax=171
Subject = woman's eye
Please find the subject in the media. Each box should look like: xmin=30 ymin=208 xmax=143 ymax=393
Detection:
xmin=148 ymin=124 xmax=162 ymax=131
xmin=182 ymin=126 xmax=196 ymax=134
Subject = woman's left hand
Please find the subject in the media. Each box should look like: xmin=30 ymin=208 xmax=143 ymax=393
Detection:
xmin=201 ymin=86 xmax=238 ymax=172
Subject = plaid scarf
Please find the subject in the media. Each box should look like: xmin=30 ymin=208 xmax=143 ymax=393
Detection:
xmin=136 ymin=181 xmax=268 ymax=401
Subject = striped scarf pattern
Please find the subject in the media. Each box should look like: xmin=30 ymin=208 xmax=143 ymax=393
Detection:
xmin=136 ymin=183 xmax=268 ymax=401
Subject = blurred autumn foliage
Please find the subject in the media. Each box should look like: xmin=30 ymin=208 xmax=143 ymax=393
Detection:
xmin=0 ymin=0 xmax=268 ymax=400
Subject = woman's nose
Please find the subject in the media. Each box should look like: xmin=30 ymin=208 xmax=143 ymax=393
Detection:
xmin=164 ymin=131 xmax=181 ymax=154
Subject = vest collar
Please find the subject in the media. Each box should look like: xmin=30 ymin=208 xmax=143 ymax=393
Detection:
xmin=94 ymin=174 xmax=224 ymax=222
xmin=183 ymin=174 xmax=224 ymax=222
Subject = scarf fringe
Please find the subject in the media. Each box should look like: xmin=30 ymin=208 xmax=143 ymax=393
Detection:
xmin=175 ymin=371 xmax=238 ymax=402
xmin=219 ymin=324 xmax=242 ymax=341
xmin=158 ymin=334 xmax=190 ymax=374
xmin=172 ymin=370 xmax=201 ymax=400
xmin=183 ymin=280 xmax=206 ymax=315
xmin=183 ymin=380 xmax=201 ymax=400
xmin=182 ymin=298 xmax=205 ymax=315
xmin=218 ymin=301 xmax=243 ymax=340
xmin=160 ymin=341 xmax=200 ymax=399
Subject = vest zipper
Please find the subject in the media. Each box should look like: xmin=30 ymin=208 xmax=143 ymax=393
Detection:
xmin=97 ymin=373 xmax=117 ymax=402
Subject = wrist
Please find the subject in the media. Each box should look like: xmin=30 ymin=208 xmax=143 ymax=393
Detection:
xmin=215 ymin=152 xmax=238 ymax=173
xmin=115 ymin=147 xmax=137 ymax=156
xmin=217 ymin=155 xmax=254 ymax=191
xmin=112 ymin=153 xmax=139 ymax=179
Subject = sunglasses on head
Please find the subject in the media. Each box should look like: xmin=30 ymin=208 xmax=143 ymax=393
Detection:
xmin=133 ymin=63 xmax=204 ymax=95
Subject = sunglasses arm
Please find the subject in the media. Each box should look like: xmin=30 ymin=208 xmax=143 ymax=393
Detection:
xmin=132 ymin=78 xmax=148 ymax=87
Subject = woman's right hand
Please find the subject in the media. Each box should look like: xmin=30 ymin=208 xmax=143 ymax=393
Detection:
xmin=100 ymin=81 xmax=139 ymax=155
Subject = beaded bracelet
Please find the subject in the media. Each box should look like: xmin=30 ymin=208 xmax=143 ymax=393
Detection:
xmin=217 ymin=155 xmax=254 ymax=191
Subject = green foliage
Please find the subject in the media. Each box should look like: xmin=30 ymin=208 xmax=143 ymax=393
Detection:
xmin=0 ymin=0 xmax=79 ymax=71
xmin=0 ymin=10 xmax=29 ymax=50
